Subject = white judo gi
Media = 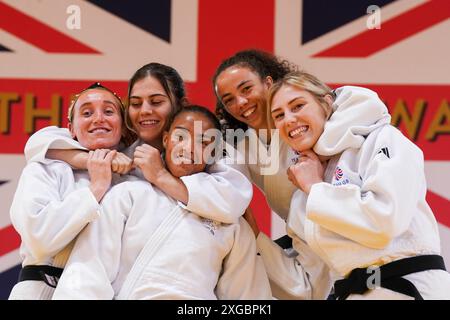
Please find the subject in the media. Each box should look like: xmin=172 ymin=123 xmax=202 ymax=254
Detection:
xmin=19 ymin=127 xmax=258 ymax=299
xmin=223 ymin=86 xmax=392 ymax=299
xmin=286 ymin=86 xmax=450 ymax=299
xmin=8 ymin=155 xmax=127 ymax=300
xmin=24 ymin=127 xmax=253 ymax=224
xmin=52 ymin=180 xmax=272 ymax=300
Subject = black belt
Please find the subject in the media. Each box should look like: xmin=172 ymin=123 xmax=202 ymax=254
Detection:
xmin=18 ymin=265 xmax=64 ymax=288
xmin=274 ymin=235 xmax=293 ymax=250
xmin=334 ymin=255 xmax=446 ymax=300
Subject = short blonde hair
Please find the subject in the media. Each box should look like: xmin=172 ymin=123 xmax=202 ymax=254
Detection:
xmin=267 ymin=71 xmax=335 ymax=129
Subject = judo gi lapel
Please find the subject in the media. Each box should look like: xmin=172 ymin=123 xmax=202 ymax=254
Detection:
xmin=117 ymin=205 xmax=184 ymax=299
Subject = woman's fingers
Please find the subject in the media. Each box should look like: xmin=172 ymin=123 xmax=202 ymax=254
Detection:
xmin=105 ymin=150 xmax=117 ymax=163
xmin=111 ymin=152 xmax=133 ymax=174
xmin=300 ymin=149 xmax=320 ymax=161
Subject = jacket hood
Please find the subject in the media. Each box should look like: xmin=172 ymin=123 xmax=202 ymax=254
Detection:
xmin=313 ymin=86 xmax=391 ymax=156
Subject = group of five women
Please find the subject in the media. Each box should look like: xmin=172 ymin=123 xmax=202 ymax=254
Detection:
xmin=9 ymin=49 xmax=450 ymax=300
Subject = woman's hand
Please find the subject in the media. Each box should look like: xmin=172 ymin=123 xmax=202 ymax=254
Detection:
xmin=287 ymin=150 xmax=325 ymax=194
xmin=87 ymin=149 xmax=116 ymax=202
xmin=111 ymin=152 xmax=134 ymax=175
xmin=133 ymin=144 xmax=167 ymax=184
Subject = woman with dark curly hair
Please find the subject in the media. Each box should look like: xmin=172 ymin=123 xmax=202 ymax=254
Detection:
xmin=213 ymin=49 xmax=394 ymax=300
xmin=213 ymin=49 xmax=295 ymax=139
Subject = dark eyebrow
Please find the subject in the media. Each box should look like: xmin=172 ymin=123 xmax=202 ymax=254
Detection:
xmin=237 ymin=80 xmax=252 ymax=90
xmin=129 ymin=93 xmax=168 ymax=100
xmin=174 ymin=126 xmax=190 ymax=132
xmin=221 ymin=80 xmax=253 ymax=100
xmin=149 ymin=93 xmax=168 ymax=99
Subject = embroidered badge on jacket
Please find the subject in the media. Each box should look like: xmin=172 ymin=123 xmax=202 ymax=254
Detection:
xmin=335 ymin=166 xmax=343 ymax=181
xmin=201 ymin=218 xmax=219 ymax=235
xmin=333 ymin=166 xmax=350 ymax=186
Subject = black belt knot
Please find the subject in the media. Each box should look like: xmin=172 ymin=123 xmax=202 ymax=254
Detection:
xmin=18 ymin=265 xmax=64 ymax=288
xmin=334 ymin=254 xmax=446 ymax=300
xmin=336 ymin=267 xmax=372 ymax=296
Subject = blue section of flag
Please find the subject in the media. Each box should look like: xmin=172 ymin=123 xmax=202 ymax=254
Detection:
xmin=0 ymin=264 xmax=20 ymax=300
xmin=301 ymin=0 xmax=397 ymax=44
xmin=87 ymin=0 xmax=172 ymax=43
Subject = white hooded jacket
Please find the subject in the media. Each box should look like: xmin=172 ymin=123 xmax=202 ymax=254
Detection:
xmin=253 ymin=86 xmax=393 ymax=299
xmin=287 ymin=86 xmax=450 ymax=299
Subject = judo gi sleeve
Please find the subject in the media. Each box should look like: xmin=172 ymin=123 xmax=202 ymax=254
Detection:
xmin=10 ymin=162 xmax=100 ymax=261
xmin=215 ymin=218 xmax=273 ymax=299
xmin=52 ymin=185 xmax=130 ymax=299
xmin=24 ymin=126 xmax=86 ymax=164
xmin=306 ymin=126 xmax=426 ymax=249
xmin=179 ymin=158 xmax=253 ymax=224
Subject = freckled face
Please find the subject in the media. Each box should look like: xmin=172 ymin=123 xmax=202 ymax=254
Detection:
xmin=69 ymin=89 xmax=123 ymax=150
xmin=271 ymin=85 xmax=328 ymax=152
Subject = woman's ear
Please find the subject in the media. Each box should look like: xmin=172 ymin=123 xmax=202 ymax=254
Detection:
xmin=323 ymin=94 xmax=334 ymax=119
xmin=162 ymin=131 xmax=169 ymax=149
xmin=324 ymin=94 xmax=334 ymax=108
xmin=264 ymin=76 xmax=273 ymax=89
xmin=68 ymin=122 xmax=76 ymax=139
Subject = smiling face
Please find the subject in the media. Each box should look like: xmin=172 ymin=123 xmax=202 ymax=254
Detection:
xmin=68 ymin=89 xmax=123 ymax=150
xmin=271 ymin=84 xmax=331 ymax=152
xmin=215 ymin=66 xmax=271 ymax=131
xmin=163 ymin=111 xmax=217 ymax=178
xmin=128 ymin=76 xmax=173 ymax=148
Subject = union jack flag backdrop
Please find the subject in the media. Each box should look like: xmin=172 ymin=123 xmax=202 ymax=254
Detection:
xmin=0 ymin=0 xmax=449 ymax=299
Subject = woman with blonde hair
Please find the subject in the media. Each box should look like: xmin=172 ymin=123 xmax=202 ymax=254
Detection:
xmin=267 ymin=70 xmax=450 ymax=299
xmin=214 ymin=49 xmax=392 ymax=299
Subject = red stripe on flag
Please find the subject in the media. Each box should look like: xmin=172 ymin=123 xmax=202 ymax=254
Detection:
xmin=314 ymin=0 xmax=450 ymax=58
xmin=427 ymin=190 xmax=450 ymax=228
xmin=187 ymin=0 xmax=275 ymax=235
xmin=250 ymin=186 xmax=272 ymax=236
xmin=0 ymin=2 xmax=100 ymax=54
xmin=189 ymin=0 xmax=274 ymax=106
xmin=0 ymin=225 xmax=21 ymax=257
